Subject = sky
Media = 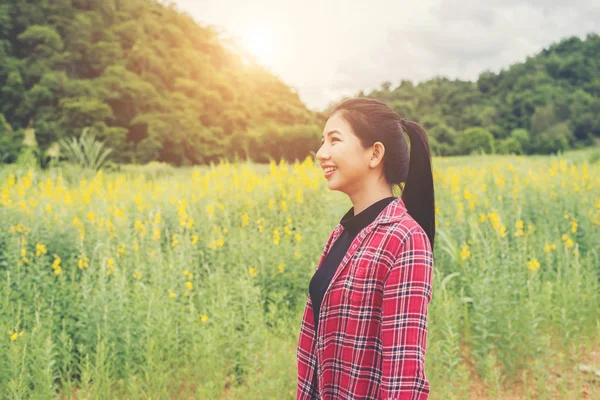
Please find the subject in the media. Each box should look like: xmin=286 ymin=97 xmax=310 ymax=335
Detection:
xmin=173 ymin=0 xmax=599 ymax=111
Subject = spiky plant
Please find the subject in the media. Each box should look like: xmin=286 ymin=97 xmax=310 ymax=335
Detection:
xmin=59 ymin=128 xmax=113 ymax=171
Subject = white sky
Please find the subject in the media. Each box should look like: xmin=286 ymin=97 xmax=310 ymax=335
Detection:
xmin=173 ymin=0 xmax=599 ymax=111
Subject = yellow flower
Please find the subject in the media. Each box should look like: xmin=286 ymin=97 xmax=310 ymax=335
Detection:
xmin=191 ymin=235 xmax=199 ymax=245
xmin=241 ymin=213 xmax=249 ymax=228
xmin=183 ymin=291 xmax=189 ymax=297
xmin=277 ymin=263 xmax=285 ymax=273
xmin=514 ymin=220 xmax=524 ymax=237
xmin=249 ymin=267 xmax=257 ymax=277
xmin=169 ymin=291 xmax=177 ymax=298
xmin=132 ymin=271 xmax=142 ymax=280
xmin=171 ymin=234 xmax=179 ymax=248
xmin=35 ymin=243 xmax=47 ymax=257
xmin=8 ymin=330 xmax=24 ymax=341
xmin=21 ymin=248 xmax=27 ymax=258
xmin=499 ymin=225 xmax=507 ymax=238
xmin=273 ymin=229 xmax=280 ymax=246
xmin=527 ymin=259 xmax=540 ymax=273
xmin=460 ymin=244 xmax=471 ymax=261
xmin=570 ymin=219 xmax=578 ymax=233
xmin=295 ymin=233 xmax=302 ymax=243
xmin=201 ymin=314 xmax=208 ymax=323
xmin=295 ymin=251 xmax=301 ymax=260
xmin=106 ymin=258 xmax=116 ymax=275
xmin=185 ymin=281 xmax=193 ymax=290
xmin=184 ymin=269 xmax=190 ymax=277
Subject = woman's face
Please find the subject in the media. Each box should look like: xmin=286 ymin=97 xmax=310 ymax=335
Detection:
xmin=316 ymin=111 xmax=373 ymax=194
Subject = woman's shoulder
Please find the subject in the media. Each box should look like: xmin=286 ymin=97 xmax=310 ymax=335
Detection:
xmin=376 ymin=214 xmax=432 ymax=256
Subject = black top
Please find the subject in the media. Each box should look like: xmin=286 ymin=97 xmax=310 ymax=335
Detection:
xmin=309 ymin=196 xmax=396 ymax=396
xmin=309 ymin=196 xmax=397 ymax=335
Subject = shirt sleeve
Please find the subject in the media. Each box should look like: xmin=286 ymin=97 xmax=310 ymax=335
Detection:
xmin=379 ymin=228 xmax=433 ymax=400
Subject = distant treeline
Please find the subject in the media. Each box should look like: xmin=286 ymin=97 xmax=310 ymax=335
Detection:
xmin=0 ymin=0 xmax=599 ymax=166
xmin=340 ymin=34 xmax=600 ymax=157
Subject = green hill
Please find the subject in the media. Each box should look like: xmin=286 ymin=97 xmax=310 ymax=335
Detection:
xmin=352 ymin=34 xmax=600 ymax=156
xmin=0 ymin=0 xmax=321 ymax=165
xmin=1 ymin=0 xmax=598 ymax=164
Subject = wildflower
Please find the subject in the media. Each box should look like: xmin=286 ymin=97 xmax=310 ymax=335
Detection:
xmin=171 ymin=234 xmax=179 ymax=248
xmin=273 ymin=229 xmax=280 ymax=246
xmin=249 ymin=267 xmax=257 ymax=277
xmin=185 ymin=281 xmax=193 ymax=290
xmin=106 ymin=258 xmax=116 ymax=275
xmin=295 ymin=233 xmax=302 ymax=243
xmin=191 ymin=235 xmax=199 ymax=245
xmin=52 ymin=256 xmax=61 ymax=275
xmin=543 ymin=244 xmax=556 ymax=253
xmin=514 ymin=220 xmax=524 ymax=237
xmin=78 ymin=256 xmax=89 ymax=270
xmin=201 ymin=314 xmax=208 ymax=323
xmin=570 ymin=218 xmax=578 ymax=234
xmin=206 ymin=204 xmax=215 ymax=219
xmin=132 ymin=271 xmax=142 ymax=280
xmin=241 ymin=213 xmax=249 ymax=228
xmin=460 ymin=244 xmax=471 ymax=261
xmin=527 ymin=259 xmax=540 ymax=273
xmin=8 ymin=330 xmax=24 ymax=341
xmin=36 ymin=243 xmax=47 ymax=257
xmin=169 ymin=291 xmax=176 ymax=298
xmin=277 ymin=263 xmax=285 ymax=273
xmin=499 ymin=225 xmax=507 ymax=238
xmin=280 ymin=200 xmax=287 ymax=212
xmin=295 ymin=251 xmax=301 ymax=260
xmin=134 ymin=220 xmax=146 ymax=237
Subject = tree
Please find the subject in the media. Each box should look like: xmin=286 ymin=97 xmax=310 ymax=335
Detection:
xmin=457 ymin=127 xmax=495 ymax=155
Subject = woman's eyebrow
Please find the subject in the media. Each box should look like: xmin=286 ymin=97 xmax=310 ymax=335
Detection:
xmin=321 ymin=130 xmax=341 ymax=141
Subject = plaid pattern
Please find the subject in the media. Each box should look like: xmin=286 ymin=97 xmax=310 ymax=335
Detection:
xmin=296 ymin=198 xmax=433 ymax=400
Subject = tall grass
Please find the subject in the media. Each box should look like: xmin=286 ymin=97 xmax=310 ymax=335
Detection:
xmin=0 ymin=152 xmax=599 ymax=399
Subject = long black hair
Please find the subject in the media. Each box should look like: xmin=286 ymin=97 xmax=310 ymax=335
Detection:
xmin=330 ymin=97 xmax=435 ymax=249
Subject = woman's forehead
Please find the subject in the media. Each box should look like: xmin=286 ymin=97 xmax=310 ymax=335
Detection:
xmin=324 ymin=112 xmax=353 ymax=134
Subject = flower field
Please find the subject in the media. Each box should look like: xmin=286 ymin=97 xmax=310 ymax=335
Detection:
xmin=1 ymin=152 xmax=599 ymax=399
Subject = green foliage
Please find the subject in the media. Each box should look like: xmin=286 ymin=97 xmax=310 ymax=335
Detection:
xmin=59 ymin=127 xmax=113 ymax=171
xmin=457 ymin=127 xmax=495 ymax=155
xmin=361 ymin=33 xmax=600 ymax=156
xmin=0 ymin=0 xmax=598 ymax=163
xmin=0 ymin=0 xmax=319 ymax=166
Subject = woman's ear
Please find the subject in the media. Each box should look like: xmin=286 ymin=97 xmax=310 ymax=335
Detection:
xmin=369 ymin=142 xmax=385 ymax=168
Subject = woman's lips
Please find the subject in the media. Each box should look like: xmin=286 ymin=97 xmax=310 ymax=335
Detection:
xmin=324 ymin=169 xmax=337 ymax=179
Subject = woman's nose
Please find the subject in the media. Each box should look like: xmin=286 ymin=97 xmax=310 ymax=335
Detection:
xmin=316 ymin=144 xmax=329 ymax=161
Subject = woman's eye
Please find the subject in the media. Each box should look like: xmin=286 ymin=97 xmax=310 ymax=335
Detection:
xmin=331 ymin=137 xmax=339 ymax=142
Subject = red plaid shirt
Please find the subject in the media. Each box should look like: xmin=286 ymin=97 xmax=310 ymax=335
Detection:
xmin=296 ymin=198 xmax=433 ymax=400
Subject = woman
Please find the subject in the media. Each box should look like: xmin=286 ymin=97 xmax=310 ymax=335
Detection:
xmin=296 ymin=97 xmax=435 ymax=400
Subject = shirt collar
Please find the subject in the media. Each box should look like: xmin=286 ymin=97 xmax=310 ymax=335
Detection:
xmin=340 ymin=196 xmax=397 ymax=236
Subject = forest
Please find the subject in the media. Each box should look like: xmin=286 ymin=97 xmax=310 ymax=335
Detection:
xmin=1 ymin=0 xmax=599 ymax=166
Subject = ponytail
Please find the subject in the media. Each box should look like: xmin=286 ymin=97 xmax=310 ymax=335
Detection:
xmin=400 ymin=119 xmax=435 ymax=249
